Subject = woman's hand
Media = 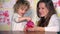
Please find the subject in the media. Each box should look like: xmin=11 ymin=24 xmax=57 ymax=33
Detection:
xmin=27 ymin=27 xmax=36 ymax=31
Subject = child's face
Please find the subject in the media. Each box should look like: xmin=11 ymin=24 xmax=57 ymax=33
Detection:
xmin=17 ymin=6 xmax=28 ymax=16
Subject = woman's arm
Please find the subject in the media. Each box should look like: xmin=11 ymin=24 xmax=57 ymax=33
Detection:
xmin=35 ymin=27 xmax=45 ymax=31
xmin=26 ymin=14 xmax=59 ymax=32
xmin=27 ymin=27 xmax=45 ymax=31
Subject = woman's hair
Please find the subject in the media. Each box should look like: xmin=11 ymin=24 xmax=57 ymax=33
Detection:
xmin=13 ymin=0 xmax=30 ymax=13
xmin=37 ymin=0 xmax=56 ymax=27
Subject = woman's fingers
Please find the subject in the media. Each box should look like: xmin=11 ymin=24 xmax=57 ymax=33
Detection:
xmin=27 ymin=28 xmax=35 ymax=31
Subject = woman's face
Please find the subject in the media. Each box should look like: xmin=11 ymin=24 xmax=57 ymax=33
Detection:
xmin=38 ymin=2 xmax=49 ymax=17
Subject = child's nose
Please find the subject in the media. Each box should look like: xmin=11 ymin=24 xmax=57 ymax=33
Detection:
xmin=22 ymin=10 xmax=25 ymax=13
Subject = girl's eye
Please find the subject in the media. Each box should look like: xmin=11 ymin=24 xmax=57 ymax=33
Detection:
xmin=25 ymin=9 xmax=28 ymax=11
xmin=21 ymin=8 xmax=24 ymax=10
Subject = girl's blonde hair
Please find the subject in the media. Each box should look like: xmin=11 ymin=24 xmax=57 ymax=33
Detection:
xmin=13 ymin=0 xmax=30 ymax=13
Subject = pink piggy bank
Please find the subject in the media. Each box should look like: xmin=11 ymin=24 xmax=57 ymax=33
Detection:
xmin=26 ymin=20 xmax=34 ymax=28
xmin=25 ymin=20 xmax=34 ymax=31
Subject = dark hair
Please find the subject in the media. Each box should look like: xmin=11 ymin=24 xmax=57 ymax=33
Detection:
xmin=37 ymin=0 xmax=56 ymax=27
xmin=13 ymin=0 xmax=30 ymax=13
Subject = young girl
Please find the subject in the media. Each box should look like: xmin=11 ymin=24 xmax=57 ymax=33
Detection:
xmin=12 ymin=0 xmax=32 ymax=31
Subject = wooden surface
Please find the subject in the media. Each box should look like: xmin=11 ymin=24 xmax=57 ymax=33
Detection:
xmin=0 ymin=31 xmax=57 ymax=34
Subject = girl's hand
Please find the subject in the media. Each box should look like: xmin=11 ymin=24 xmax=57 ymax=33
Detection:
xmin=25 ymin=17 xmax=32 ymax=21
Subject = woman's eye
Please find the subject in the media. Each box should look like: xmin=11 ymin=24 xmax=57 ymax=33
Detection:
xmin=38 ymin=8 xmax=40 ymax=9
xmin=42 ymin=8 xmax=44 ymax=9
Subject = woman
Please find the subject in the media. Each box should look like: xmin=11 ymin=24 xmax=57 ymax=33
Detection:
xmin=27 ymin=0 xmax=59 ymax=32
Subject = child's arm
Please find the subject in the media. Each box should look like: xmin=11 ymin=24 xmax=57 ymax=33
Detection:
xmin=15 ymin=17 xmax=32 ymax=23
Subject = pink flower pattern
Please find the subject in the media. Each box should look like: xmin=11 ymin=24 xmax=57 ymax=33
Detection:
xmin=0 ymin=10 xmax=10 ymax=25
